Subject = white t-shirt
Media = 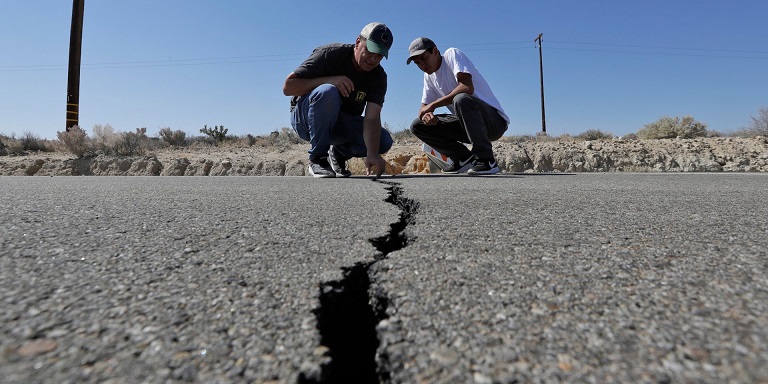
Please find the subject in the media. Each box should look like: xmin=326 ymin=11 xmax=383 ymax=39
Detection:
xmin=421 ymin=48 xmax=509 ymax=124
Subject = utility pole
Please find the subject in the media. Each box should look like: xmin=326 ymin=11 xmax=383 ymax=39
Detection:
xmin=534 ymin=33 xmax=546 ymax=135
xmin=66 ymin=0 xmax=85 ymax=131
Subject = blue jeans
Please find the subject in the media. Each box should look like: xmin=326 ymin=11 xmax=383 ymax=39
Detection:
xmin=291 ymin=84 xmax=393 ymax=160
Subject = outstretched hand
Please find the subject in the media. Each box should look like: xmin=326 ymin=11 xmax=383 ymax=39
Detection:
xmin=365 ymin=154 xmax=387 ymax=178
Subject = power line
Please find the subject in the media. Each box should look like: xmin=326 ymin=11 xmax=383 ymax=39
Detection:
xmin=548 ymin=40 xmax=768 ymax=55
xmin=0 ymin=53 xmax=307 ymax=71
xmin=3 ymin=40 xmax=767 ymax=72
xmin=546 ymin=46 xmax=768 ymax=60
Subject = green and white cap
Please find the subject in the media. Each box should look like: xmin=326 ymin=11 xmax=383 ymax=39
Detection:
xmin=360 ymin=22 xmax=393 ymax=59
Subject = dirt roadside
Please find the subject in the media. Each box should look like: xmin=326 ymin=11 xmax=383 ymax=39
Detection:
xmin=1 ymin=137 xmax=766 ymax=176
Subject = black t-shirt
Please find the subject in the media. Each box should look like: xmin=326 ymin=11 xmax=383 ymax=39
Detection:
xmin=292 ymin=43 xmax=387 ymax=116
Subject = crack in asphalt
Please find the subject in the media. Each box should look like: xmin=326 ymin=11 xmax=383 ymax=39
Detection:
xmin=299 ymin=180 xmax=419 ymax=384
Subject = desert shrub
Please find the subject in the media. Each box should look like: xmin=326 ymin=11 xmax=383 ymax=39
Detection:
xmin=114 ymin=127 xmax=148 ymax=156
xmin=622 ymin=133 xmax=639 ymax=140
xmin=734 ymin=106 xmax=768 ymax=137
xmin=225 ymin=134 xmax=259 ymax=147
xmin=241 ymin=128 xmax=304 ymax=147
xmin=269 ymin=127 xmax=303 ymax=146
xmin=57 ymin=125 xmax=90 ymax=156
xmin=748 ymin=106 xmax=768 ymax=136
xmin=158 ymin=127 xmax=187 ymax=146
xmin=185 ymin=135 xmax=214 ymax=147
xmin=280 ymin=127 xmax=303 ymax=145
xmin=391 ymin=128 xmax=418 ymax=142
xmin=20 ymin=131 xmax=50 ymax=152
xmin=0 ymin=135 xmax=9 ymax=156
xmin=92 ymin=124 xmax=118 ymax=153
xmin=575 ymin=129 xmax=613 ymax=141
xmin=0 ymin=134 xmax=24 ymax=155
xmin=498 ymin=135 xmax=535 ymax=143
xmin=498 ymin=134 xmax=566 ymax=143
xmin=637 ymin=115 xmax=708 ymax=139
xmin=200 ymin=124 xmax=228 ymax=143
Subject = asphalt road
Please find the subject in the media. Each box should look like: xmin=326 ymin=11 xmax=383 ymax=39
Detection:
xmin=1 ymin=174 xmax=767 ymax=383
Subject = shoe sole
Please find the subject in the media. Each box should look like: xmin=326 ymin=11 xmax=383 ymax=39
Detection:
xmin=308 ymin=165 xmax=336 ymax=178
xmin=329 ymin=163 xmax=351 ymax=178
xmin=441 ymin=162 xmax=474 ymax=174
xmin=334 ymin=171 xmax=352 ymax=178
xmin=467 ymin=166 xmax=500 ymax=175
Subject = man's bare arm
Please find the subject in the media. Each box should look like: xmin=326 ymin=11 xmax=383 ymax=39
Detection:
xmin=282 ymin=72 xmax=355 ymax=97
xmin=419 ymin=72 xmax=474 ymax=119
xmin=363 ymin=102 xmax=386 ymax=177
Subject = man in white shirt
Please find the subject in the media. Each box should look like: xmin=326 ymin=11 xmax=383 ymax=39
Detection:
xmin=407 ymin=37 xmax=509 ymax=175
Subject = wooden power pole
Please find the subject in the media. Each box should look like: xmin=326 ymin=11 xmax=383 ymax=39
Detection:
xmin=66 ymin=0 xmax=85 ymax=131
xmin=534 ymin=33 xmax=546 ymax=134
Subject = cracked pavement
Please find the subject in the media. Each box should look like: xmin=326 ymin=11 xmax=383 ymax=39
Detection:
xmin=2 ymin=174 xmax=767 ymax=383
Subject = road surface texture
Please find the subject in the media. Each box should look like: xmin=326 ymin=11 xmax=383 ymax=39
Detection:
xmin=1 ymin=174 xmax=767 ymax=383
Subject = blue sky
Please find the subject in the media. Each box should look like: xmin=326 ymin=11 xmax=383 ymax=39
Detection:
xmin=2 ymin=1 xmax=767 ymax=140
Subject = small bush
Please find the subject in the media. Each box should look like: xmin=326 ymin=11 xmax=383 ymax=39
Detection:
xmin=0 ymin=136 xmax=8 ymax=156
xmin=498 ymin=135 xmax=535 ymax=143
xmin=20 ymin=131 xmax=50 ymax=152
xmin=391 ymin=128 xmax=418 ymax=143
xmin=748 ymin=106 xmax=768 ymax=136
xmin=637 ymin=115 xmax=708 ymax=139
xmin=158 ymin=127 xmax=187 ymax=147
xmin=735 ymin=106 xmax=768 ymax=138
xmin=277 ymin=127 xmax=302 ymax=145
xmin=114 ymin=127 xmax=149 ymax=156
xmin=200 ymin=124 xmax=228 ymax=143
xmin=57 ymin=126 xmax=90 ymax=156
xmin=92 ymin=124 xmax=118 ymax=153
xmin=269 ymin=128 xmax=301 ymax=145
xmin=0 ymin=134 xmax=24 ymax=155
xmin=622 ymin=133 xmax=639 ymax=140
xmin=575 ymin=129 xmax=613 ymax=141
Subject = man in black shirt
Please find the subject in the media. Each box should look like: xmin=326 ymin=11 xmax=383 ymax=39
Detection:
xmin=283 ymin=22 xmax=394 ymax=178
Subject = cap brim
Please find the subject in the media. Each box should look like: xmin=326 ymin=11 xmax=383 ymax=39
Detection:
xmin=406 ymin=49 xmax=428 ymax=64
xmin=366 ymin=40 xmax=389 ymax=59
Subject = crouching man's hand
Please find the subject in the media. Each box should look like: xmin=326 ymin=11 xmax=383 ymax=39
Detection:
xmin=365 ymin=153 xmax=387 ymax=178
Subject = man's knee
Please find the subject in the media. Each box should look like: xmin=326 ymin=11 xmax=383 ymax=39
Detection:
xmin=309 ymin=84 xmax=341 ymax=107
xmin=410 ymin=117 xmax=428 ymax=137
xmin=380 ymin=129 xmax=394 ymax=154
xmin=452 ymin=92 xmax=475 ymax=110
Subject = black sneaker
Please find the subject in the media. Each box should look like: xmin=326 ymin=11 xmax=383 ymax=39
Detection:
xmin=308 ymin=157 xmax=336 ymax=178
xmin=328 ymin=146 xmax=352 ymax=178
xmin=442 ymin=155 xmax=474 ymax=174
xmin=467 ymin=157 xmax=500 ymax=175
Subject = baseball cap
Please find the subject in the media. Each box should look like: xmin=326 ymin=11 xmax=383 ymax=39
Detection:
xmin=360 ymin=22 xmax=393 ymax=59
xmin=407 ymin=37 xmax=436 ymax=64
